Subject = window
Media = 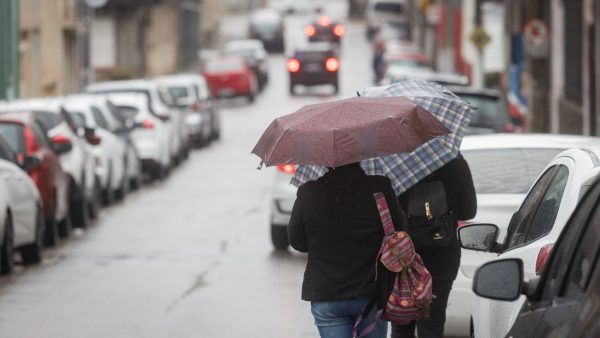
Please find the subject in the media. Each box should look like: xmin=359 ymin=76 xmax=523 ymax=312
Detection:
xmin=564 ymin=204 xmax=600 ymax=296
xmin=541 ymin=182 xmax=600 ymax=301
xmin=526 ymin=165 xmax=570 ymax=241
xmin=31 ymin=121 xmax=51 ymax=149
xmin=0 ymin=124 xmax=25 ymax=153
xmin=505 ymin=167 xmax=557 ymax=250
xmin=91 ymin=107 xmax=109 ymax=130
xmin=0 ymin=138 xmax=16 ymax=163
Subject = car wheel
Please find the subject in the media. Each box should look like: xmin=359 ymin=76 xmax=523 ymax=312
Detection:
xmin=271 ymin=225 xmax=289 ymax=250
xmin=114 ymin=174 xmax=128 ymax=201
xmin=1 ymin=213 xmax=14 ymax=275
xmin=102 ymin=167 xmax=115 ymax=205
xmin=130 ymin=166 xmax=143 ymax=191
xmin=69 ymin=185 xmax=88 ymax=231
xmin=59 ymin=213 xmax=74 ymax=237
xmin=88 ymin=178 xmax=102 ymax=220
xmin=44 ymin=199 xmax=59 ymax=247
xmin=21 ymin=207 xmax=44 ymax=265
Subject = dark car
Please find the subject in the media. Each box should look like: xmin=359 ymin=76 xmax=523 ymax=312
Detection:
xmin=304 ymin=16 xmax=344 ymax=45
xmin=461 ymin=172 xmax=600 ymax=338
xmin=288 ymin=43 xmax=340 ymax=95
xmin=249 ymin=9 xmax=285 ymax=53
xmin=0 ymin=112 xmax=71 ymax=247
xmin=447 ymin=87 xmax=514 ymax=134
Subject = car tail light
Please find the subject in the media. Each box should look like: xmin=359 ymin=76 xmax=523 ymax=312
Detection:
xmin=87 ymin=134 xmax=102 ymax=146
xmin=333 ymin=24 xmax=344 ymax=37
xmin=51 ymin=134 xmax=71 ymax=144
xmin=325 ymin=58 xmax=339 ymax=72
xmin=318 ymin=16 xmax=331 ymax=27
xmin=288 ymin=58 xmax=301 ymax=72
xmin=141 ymin=119 xmax=155 ymax=129
xmin=278 ymin=164 xmax=296 ymax=174
xmin=535 ymin=243 xmax=554 ymax=275
xmin=304 ymin=25 xmax=316 ymax=37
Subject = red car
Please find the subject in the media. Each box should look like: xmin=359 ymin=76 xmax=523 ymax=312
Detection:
xmin=0 ymin=112 xmax=71 ymax=247
xmin=202 ymin=57 xmax=258 ymax=103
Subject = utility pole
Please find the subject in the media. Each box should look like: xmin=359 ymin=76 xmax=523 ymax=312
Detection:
xmin=525 ymin=0 xmax=550 ymax=132
xmin=473 ymin=0 xmax=485 ymax=88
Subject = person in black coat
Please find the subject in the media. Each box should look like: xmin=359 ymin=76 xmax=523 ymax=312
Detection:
xmin=391 ymin=154 xmax=477 ymax=338
xmin=288 ymin=162 xmax=404 ymax=338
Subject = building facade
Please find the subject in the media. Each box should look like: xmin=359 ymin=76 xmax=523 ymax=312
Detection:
xmin=0 ymin=0 xmax=20 ymax=100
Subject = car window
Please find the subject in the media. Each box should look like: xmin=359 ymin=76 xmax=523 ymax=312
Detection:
xmin=115 ymin=106 xmax=139 ymax=120
xmin=91 ymin=106 xmax=110 ymax=130
xmin=68 ymin=112 xmax=87 ymax=129
xmin=167 ymin=86 xmax=190 ymax=100
xmin=205 ymin=60 xmax=244 ymax=73
xmin=505 ymin=166 xmax=557 ymax=250
xmin=462 ymin=148 xmax=563 ymax=194
xmin=458 ymin=94 xmax=507 ymax=125
xmin=0 ymin=137 xmax=16 ymax=163
xmin=0 ymin=124 xmax=25 ymax=153
xmin=541 ymin=182 xmax=600 ymax=301
xmin=34 ymin=111 xmax=62 ymax=130
xmin=526 ymin=165 xmax=570 ymax=242
xmin=31 ymin=121 xmax=52 ymax=148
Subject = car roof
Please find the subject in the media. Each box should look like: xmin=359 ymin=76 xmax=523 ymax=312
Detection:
xmin=155 ymin=74 xmax=206 ymax=86
xmin=224 ymin=39 xmax=263 ymax=50
xmin=251 ymin=9 xmax=281 ymax=22
xmin=1 ymin=97 xmax=63 ymax=113
xmin=86 ymin=79 xmax=156 ymax=93
xmin=0 ymin=111 xmax=36 ymax=125
xmin=462 ymin=134 xmax=600 ymax=151
xmin=105 ymin=93 xmax=150 ymax=109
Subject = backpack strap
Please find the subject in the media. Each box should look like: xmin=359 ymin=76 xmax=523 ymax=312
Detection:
xmin=352 ymin=297 xmax=383 ymax=338
xmin=373 ymin=192 xmax=395 ymax=235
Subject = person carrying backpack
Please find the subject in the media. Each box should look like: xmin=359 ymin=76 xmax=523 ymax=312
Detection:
xmin=288 ymin=162 xmax=405 ymax=338
xmin=391 ymin=154 xmax=477 ymax=338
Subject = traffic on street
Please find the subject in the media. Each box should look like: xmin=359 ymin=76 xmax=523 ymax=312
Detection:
xmin=0 ymin=1 xmax=599 ymax=338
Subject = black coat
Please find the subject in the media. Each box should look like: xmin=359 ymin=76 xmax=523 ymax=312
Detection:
xmin=288 ymin=163 xmax=404 ymax=302
xmin=398 ymin=154 xmax=477 ymax=280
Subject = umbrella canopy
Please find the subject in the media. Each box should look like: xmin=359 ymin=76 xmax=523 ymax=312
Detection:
xmin=252 ymin=96 xmax=450 ymax=168
xmin=291 ymin=79 xmax=475 ymax=195
xmin=252 ymin=97 xmax=449 ymax=167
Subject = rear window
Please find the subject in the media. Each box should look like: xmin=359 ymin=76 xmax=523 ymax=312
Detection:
xmin=459 ymin=94 xmax=507 ymax=125
xmin=462 ymin=148 xmax=564 ymax=194
xmin=68 ymin=112 xmax=87 ymax=129
xmin=116 ymin=106 xmax=140 ymax=120
xmin=205 ymin=60 xmax=244 ymax=73
xmin=294 ymin=51 xmax=328 ymax=61
xmin=34 ymin=112 xmax=62 ymax=130
xmin=375 ymin=2 xmax=403 ymax=13
xmin=167 ymin=86 xmax=191 ymax=100
xmin=0 ymin=123 xmax=25 ymax=153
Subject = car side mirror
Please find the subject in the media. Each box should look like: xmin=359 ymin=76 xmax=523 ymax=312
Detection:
xmin=458 ymin=223 xmax=501 ymax=253
xmin=20 ymin=155 xmax=41 ymax=171
xmin=473 ymin=258 xmax=523 ymax=301
xmin=50 ymin=135 xmax=73 ymax=155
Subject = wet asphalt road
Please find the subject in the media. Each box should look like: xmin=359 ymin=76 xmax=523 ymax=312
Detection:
xmin=0 ymin=4 xmax=373 ymax=338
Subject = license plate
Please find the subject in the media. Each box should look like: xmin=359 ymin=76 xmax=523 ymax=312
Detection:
xmin=304 ymin=63 xmax=322 ymax=72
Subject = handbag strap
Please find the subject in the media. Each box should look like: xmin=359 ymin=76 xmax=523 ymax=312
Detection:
xmin=373 ymin=192 xmax=395 ymax=235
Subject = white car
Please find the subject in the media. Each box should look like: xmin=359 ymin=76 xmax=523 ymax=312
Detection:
xmin=366 ymin=0 xmax=411 ymax=37
xmin=0 ymin=134 xmax=44 ymax=273
xmin=86 ymin=79 xmax=185 ymax=166
xmin=0 ymin=98 xmax=98 ymax=229
xmin=445 ymin=134 xmax=600 ymax=337
xmin=269 ymin=0 xmax=323 ymax=14
xmin=62 ymin=95 xmax=129 ymax=204
xmin=156 ymin=74 xmax=220 ymax=147
xmin=106 ymin=93 xmax=171 ymax=180
xmin=270 ymin=164 xmax=298 ymax=249
xmin=461 ymin=137 xmax=600 ymax=338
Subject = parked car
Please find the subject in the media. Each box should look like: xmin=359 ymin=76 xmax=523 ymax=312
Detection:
xmin=459 ymin=137 xmax=600 ymax=338
xmin=270 ymin=164 xmax=298 ymax=250
xmin=106 ymin=93 xmax=172 ymax=180
xmin=304 ymin=16 xmax=344 ymax=45
xmin=0 ymin=112 xmax=70 ymax=247
xmin=86 ymin=79 xmax=184 ymax=167
xmin=448 ymin=86 xmax=514 ymax=134
xmin=377 ymin=51 xmax=431 ymax=83
xmin=223 ymin=39 xmax=269 ymax=90
xmin=203 ymin=57 xmax=258 ymax=103
xmin=62 ymin=95 xmax=130 ymax=203
xmin=249 ymin=9 xmax=285 ymax=53
xmin=156 ymin=74 xmax=220 ymax=147
xmin=366 ymin=0 xmax=411 ymax=38
xmin=464 ymin=169 xmax=600 ymax=338
xmin=269 ymin=0 xmax=322 ymax=14
xmin=442 ymin=134 xmax=600 ymax=336
xmin=0 ymin=133 xmax=45 ymax=273
xmin=372 ymin=23 xmax=410 ymax=55
xmin=1 ymin=98 xmax=100 ymax=229
xmin=288 ymin=42 xmax=340 ymax=95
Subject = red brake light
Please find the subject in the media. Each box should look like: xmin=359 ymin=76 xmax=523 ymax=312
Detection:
xmin=318 ymin=16 xmax=331 ymax=27
xmin=288 ymin=58 xmax=301 ymax=72
xmin=325 ymin=58 xmax=339 ymax=72
xmin=87 ymin=134 xmax=102 ymax=146
xmin=333 ymin=24 xmax=344 ymax=37
xmin=304 ymin=25 xmax=316 ymax=37
xmin=142 ymin=119 xmax=155 ymax=129
xmin=535 ymin=244 xmax=554 ymax=275
xmin=278 ymin=164 xmax=296 ymax=174
xmin=51 ymin=134 xmax=71 ymax=144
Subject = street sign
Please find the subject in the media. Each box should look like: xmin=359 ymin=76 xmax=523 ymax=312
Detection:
xmin=523 ymin=19 xmax=549 ymax=58
xmin=469 ymin=26 xmax=491 ymax=52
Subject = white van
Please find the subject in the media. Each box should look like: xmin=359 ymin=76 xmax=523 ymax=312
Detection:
xmin=366 ymin=0 xmax=410 ymax=38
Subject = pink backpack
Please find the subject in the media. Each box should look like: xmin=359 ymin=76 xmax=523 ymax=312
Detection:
xmin=353 ymin=192 xmax=432 ymax=338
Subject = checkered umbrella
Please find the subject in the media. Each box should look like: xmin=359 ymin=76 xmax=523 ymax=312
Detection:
xmin=291 ymin=79 xmax=475 ymax=195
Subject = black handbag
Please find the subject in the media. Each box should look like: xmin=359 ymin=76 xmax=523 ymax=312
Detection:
xmin=405 ymin=180 xmax=457 ymax=249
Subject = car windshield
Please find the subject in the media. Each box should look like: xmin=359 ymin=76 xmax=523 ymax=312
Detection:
xmin=462 ymin=148 xmax=565 ymax=194
xmin=167 ymin=86 xmax=190 ymax=100
xmin=68 ymin=112 xmax=87 ymax=128
xmin=252 ymin=21 xmax=279 ymax=33
xmin=205 ymin=60 xmax=244 ymax=73
xmin=295 ymin=51 xmax=328 ymax=61
xmin=375 ymin=2 xmax=403 ymax=13
xmin=0 ymin=123 xmax=25 ymax=153
xmin=459 ymin=94 xmax=506 ymax=125
xmin=115 ymin=106 xmax=140 ymax=119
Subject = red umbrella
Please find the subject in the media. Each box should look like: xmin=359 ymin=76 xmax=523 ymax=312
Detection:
xmin=252 ymin=96 xmax=450 ymax=168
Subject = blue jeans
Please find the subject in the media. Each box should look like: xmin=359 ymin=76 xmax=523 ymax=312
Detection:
xmin=311 ymin=297 xmax=388 ymax=338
